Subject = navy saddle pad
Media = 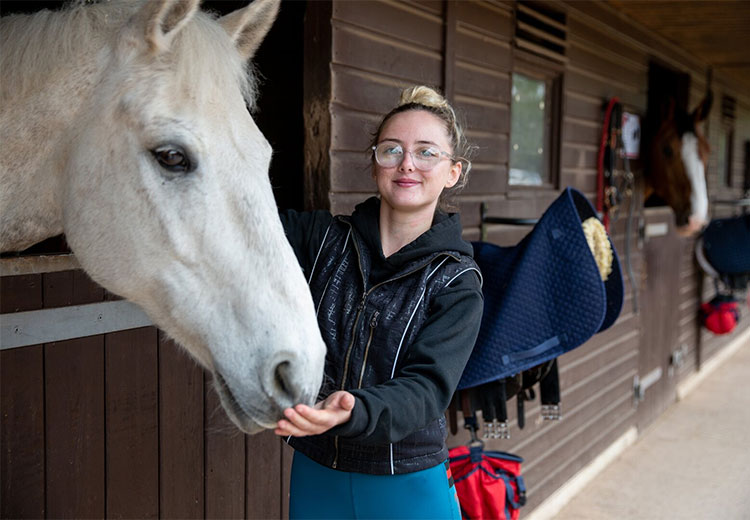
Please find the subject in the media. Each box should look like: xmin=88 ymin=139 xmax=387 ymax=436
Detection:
xmin=458 ymin=187 xmax=624 ymax=390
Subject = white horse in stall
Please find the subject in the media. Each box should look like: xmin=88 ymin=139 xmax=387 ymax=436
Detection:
xmin=0 ymin=0 xmax=325 ymax=433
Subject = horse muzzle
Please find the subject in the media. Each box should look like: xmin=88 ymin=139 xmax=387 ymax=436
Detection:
xmin=212 ymin=351 xmax=322 ymax=434
xmin=676 ymin=215 xmax=707 ymax=237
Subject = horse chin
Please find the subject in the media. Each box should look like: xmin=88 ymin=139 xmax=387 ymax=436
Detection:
xmin=213 ymin=372 xmax=279 ymax=434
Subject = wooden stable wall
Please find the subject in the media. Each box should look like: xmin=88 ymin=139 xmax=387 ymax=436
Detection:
xmin=0 ymin=270 xmax=292 ymax=519
xmin=317 ymin=0 xmax=750 ymax=513
xmin=2 ymin=1 xmax=750 ymax=518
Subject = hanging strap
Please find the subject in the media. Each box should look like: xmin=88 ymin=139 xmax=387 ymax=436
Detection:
xmin=540 ymin=359 xmax=562 ymax=420
xmin=597 ymin=97 xmax=621 ymax=231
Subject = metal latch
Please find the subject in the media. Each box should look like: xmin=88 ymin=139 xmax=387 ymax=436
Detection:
xmin=633 ymin=367 xmax=663 ymax=404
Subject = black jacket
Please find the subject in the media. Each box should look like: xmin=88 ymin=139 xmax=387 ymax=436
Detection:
xmin=280 ymin=197 xmax=483 ymax=474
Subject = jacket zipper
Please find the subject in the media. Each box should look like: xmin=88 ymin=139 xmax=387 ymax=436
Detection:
xmin=331 ymin=219 xmax=458 ymax=469
xmin=333 ymin=292 xmax=367 ymax=469
xmin=357 ymin=311 xmax=380 ymax=389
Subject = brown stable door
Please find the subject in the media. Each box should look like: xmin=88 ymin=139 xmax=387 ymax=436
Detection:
xmin=636 ymin=207 xmax=685 ymax=430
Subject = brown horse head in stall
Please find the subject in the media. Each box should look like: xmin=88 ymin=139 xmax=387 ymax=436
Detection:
xmin=644 ymin=92 xmax=712 ymax=236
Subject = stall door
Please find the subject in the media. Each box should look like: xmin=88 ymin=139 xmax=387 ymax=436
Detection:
xmin=636 ymin=207 xmax=684 ymax=430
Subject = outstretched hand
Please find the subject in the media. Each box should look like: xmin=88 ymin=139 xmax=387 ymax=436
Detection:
xmin=274 ymin=390 xmax=355 ymax=437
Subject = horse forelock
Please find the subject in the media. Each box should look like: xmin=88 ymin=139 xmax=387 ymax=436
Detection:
xmin=167 ymin=12 xmax=259 ymax=112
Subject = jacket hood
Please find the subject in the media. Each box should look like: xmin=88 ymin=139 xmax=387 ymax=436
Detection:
xmin=350 ymin=197 xmax=473 ymax=272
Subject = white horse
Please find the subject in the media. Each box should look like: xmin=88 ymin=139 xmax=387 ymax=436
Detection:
xmin=0 ymin=0 xmax=325 ymax=434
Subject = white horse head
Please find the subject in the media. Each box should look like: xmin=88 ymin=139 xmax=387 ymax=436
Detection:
xmin=0 ymin=0 xmax=325 ymax=433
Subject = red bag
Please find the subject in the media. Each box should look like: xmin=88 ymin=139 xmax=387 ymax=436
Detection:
xmin=449 ymin=445 xmax=526 ymax=520
xmin=700 ymin=295 xmax=740 ymax=335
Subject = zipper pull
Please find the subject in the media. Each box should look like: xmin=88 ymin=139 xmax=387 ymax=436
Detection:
xmin=370 ymin=311 xmax=380 ymax=328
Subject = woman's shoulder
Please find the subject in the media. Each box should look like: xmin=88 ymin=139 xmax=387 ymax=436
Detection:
xmin=279 ymin=208 xmax=334 ymax=235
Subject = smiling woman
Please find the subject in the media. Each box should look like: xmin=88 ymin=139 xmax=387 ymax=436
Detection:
xmin=276 ymin=85 xmax=483 ymax=519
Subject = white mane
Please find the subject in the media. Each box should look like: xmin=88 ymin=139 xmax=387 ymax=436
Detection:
xmin=0 ymin=1 xmax=258 ymax=110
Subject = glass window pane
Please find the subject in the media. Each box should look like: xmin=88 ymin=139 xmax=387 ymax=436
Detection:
xmin=510 ymin=73 xmax=548 ymax=186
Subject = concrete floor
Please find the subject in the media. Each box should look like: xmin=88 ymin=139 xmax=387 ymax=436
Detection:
xmin=549 ymin=332 xmax=750 ymax=520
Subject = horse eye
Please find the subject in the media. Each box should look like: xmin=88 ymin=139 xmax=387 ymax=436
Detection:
xmin=152 ymin=146 xmax=193 ymax=174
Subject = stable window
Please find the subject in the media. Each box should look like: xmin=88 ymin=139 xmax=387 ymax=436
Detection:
xmin=509 ymin=67 xmax=560 ymax=186
xmin=509 ymin=2 xmax=565 ymax=188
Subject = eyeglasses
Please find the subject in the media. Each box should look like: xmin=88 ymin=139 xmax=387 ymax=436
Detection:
xmin=372 ymin=141 xmax=455 ymax=171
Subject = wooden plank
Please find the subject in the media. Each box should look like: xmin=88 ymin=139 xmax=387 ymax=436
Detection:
xmin=331 ymin=108 xmax=380 ymax=152
xmin=564 ymin=91 xmax=604 ymax=121
xmin=0 ymin=346 xmax=45 ymax=519
xmin=567 ymin=40 xmax=645 ymax=96
xmin=454 ymin=63 xmax=510 ymax=103
xmin=455 ymin=98 xmax=509 ymax=134
xmin=245 ymin=431 xmax=282 ymax=519
xmin=332 ymin=66 xmax=406 ymax=115
xmin=0 ymin=253 xmax=79 ymax=277
xmin=455 ymin=0 xmax=513 ymax=40
xmin=333 ymin=23 xmax=442 ymax=85
xmin=562 ymin=118 xmax=601 ymax=147
xmin=454 ymin=29 xmax=511 ymax=71
xmin=515 ymin=377 xmax=634 ymax=472
xmin=330 ymin=153 xmax=376 ymax=193
xmin=1 ymin=272 xmax=44 ymax=519
xmin=43 ymin=269 xmax=104 ymax=308
xmin=0 ymin=274 xmax=42 ymax=313
xmin=159 ymin=334 xmax=205 ymax=519
xmin=561 ymin=143 xmax=597 ymax=170
xmin=205 ymin=374 xmax=246 ymax=519
xmin=521 ymin=402 xmax=633 ymax=510
xmin=460 ymin=164 xmax=507 ymax=195
xmin=334 ymin=0 xmax=443 ymax=50
xmin=44 ymin=336 xmax=105 ymax=518
xmin=281 ymin=442 xmax=294 ymax=520
xmin=467 ymin=132 xmax=509 ymax=165
xmin=565 ymin=68 xmax=645 ymax=111
xmin=44 ymin=270 xmax=106 ymax=518
xmin=105 ymin=327 xmax=159 ymax=519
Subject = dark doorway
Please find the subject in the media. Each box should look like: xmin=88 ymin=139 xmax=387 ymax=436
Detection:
xmin=643 ymin=61 xmax=691 ymax=208
xmin=184 ymin=1 xmax=307 ymax=211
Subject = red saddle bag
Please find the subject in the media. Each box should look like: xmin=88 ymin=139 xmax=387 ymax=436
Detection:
xmin=448 ymin=445 xmax=526 ymax=520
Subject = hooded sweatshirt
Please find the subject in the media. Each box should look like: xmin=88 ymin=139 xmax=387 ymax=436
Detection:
xmin=280 ymin=197 xmax=482 ymax=473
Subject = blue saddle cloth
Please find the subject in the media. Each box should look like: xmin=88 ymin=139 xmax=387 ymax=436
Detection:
xmin=458 ymin=187 xmax=624 ymax=390
xmin=702 ymin=215 xmax=750 ymax=275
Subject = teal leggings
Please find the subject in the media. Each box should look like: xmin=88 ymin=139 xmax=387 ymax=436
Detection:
xmin=289 ymin=452 xmax=461 ymax=520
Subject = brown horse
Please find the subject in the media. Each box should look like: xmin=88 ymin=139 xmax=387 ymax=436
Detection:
xmin=644 ymin=93 xmax=713 ymax=236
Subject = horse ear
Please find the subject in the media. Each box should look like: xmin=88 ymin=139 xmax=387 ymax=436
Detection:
xmin=692 ymin=91 xmax=713 ymax=123
xmin=219 ymin=0 xmax=281 ymax=61
xmin=139 ymin=0 xmax=201 ymax=54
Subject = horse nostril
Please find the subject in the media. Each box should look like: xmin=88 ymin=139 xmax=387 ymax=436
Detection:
xmin=274 ymin=360 xmax=294 ymax=401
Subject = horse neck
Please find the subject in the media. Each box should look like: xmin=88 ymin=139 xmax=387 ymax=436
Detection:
xmin=0 ymin=9 xmax=111 ymax=251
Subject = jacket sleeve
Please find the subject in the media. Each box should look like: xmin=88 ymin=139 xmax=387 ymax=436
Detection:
xmin=279 ymin=209 xmax=334 ymax=275
xmin=327 ymin=269 xmax=483 ymax=444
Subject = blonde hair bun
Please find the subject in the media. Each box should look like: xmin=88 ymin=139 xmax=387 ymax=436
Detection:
xmin=399 ymin=86 xmax=451 ymax=111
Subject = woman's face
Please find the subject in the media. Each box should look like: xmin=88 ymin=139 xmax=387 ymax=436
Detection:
xmin=373 ymin=110 xmax=461 ymax=217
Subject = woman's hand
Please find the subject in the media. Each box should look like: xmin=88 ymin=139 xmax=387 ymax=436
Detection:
xmin=274 ymin=390 xmax=355 ymax=437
